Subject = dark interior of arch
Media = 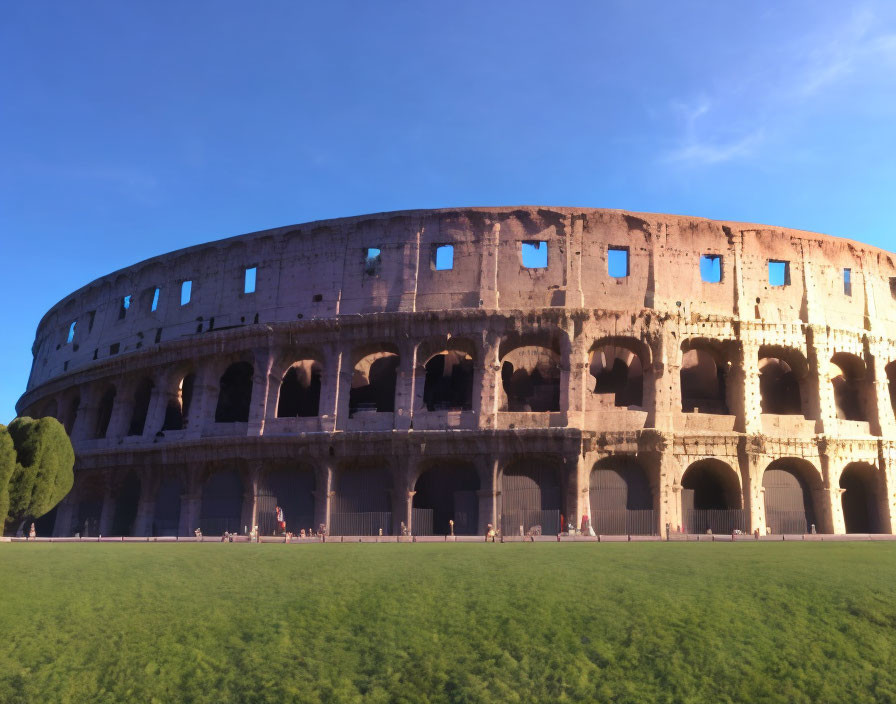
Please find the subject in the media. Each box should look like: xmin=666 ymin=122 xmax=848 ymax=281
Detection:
xmin=759 ymin=358 xmax=803 ymax=415
xmin=840 ymin=465 xmax=881 ymax=533
xmin=64 ymin=395 xmax=80 ymax=434
xmin=423 ymin=353 xmax=474 ymax=411
xmin=77 ymin=493 xmax=103 ymax=537
xmin=163 ymin=374 xmax=195 ymax=431
xmin=330 ymin=465 xmax=392 ymax=535
xmin=681 ymin=463 xmax=736 ymax=510
xmin=762 ymin=465 xmax=815 ymax=534
xmin=32 ymin=505 xmax=58 ymax=536
xmin=128 ymin=378 xmax=154 ymax=436
xmin=501 ymin=463 xmax=562 ymax=534
xmin=887 ymin=363 xmax=896 ymax=415
xmin=153 ymin=477 xmax=182 ymax=536
xmin=111 ymin=472 xmax=141 ymax=536
xmin=199 ymin=469 xmax=244 ymax=534
xmin=215 ymin=362 xmax=253 ymax=423
xmin=501 ymin=362 xmax=560 ymax=412
xmin=591 ymin=350 xmax=643 ymax=407
xmin=413 ymin=464 xmax=480 ymax=535
xmin=94 ymin=387 xmax=116 ymax=439
xmin=832 ymin=370 xmax=866 ymax=422
xmin=256 ymin=467 xmax=316 ymax=535
xmin=349 ymin=356 xmax=399 ymax=415
xmin=589 ymin=460 xmax=652 ymax=511
xmin=680 ymin=348 xmax=728 ymax=413
xmin=277 ymin=364 xmax=321 ymax=418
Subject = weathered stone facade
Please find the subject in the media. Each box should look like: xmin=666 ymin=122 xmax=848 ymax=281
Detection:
xmin=17 ymin=207 xmax=896 ymax=537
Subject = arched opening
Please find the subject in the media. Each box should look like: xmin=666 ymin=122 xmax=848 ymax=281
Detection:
xmin=500 ymin=459 xmax=562 ymax=535
xmin=199 ymin=469 xmax=244 ymax=534
xmin=758 ymin=347 xmax=809 ymax=416
xmin=349 ymin=350 xmax=399 ymax=416
xmin=830 ymin=353 xmax=872 ymax=422
xmin=886 ymin=361 xmax=896 ymax=418
xmin=215 ymin=362 xmax=253 ymax=423
xmin=36 ymin=398 xmax=58 ymax=420
xmin=76 ymin=477 xmax=104 ymax=537
xmin=330 ymin=465 xmax=393 ymax=535
xmin=762 ymin=459 xmax=819 ymax=534
xmin=840 ymin=463 xmax=882 ymax=534
xmin=63 ymin=395 xmax=80 ymax=435
xmin=152 ymin=476 xmax=183 ymax=536
xmin=111 ymin=471 xmax=141 ymax=536
xmin=162 ymin=373 xmax=195 ymax=431
xmin=589 ymin=339 xmax=644 ymax=408
xmin=422 ymin=351 xmax=474 ymax=411
xmin=412 ymin=463 xmax=480 ymax=535
xmin=256 ymin=466 xmax=316 ymax=535
xmin=94 ymin=386 xmax=116 ymax=439
xmin=277 ymin=361 xmax=322 ymax=418
xmin=500 ymin=348 xmax=561 ymax=412
xmin=588 ymin=456 xmax=655 ymax=535
xmin=681 ymin=459 xmax=745 ymax=533
xmin=680 ymin=342 xmax=729 ymax=414
xmin=127 ymin=378 xmax=154 ymax=436
xmin=32 ymin=506 xmax=58 ymax=537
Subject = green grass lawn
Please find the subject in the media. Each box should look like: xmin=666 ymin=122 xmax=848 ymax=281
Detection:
xmin=2 ymin=543 xmax=896 ymax=704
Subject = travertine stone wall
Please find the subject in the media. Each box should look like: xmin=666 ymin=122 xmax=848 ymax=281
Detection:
xmin=17 ymin=207 xmax=896 ymax=537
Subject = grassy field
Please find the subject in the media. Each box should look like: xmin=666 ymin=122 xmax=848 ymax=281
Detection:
xmin=2 ymin=543 xmax=896 ymax=704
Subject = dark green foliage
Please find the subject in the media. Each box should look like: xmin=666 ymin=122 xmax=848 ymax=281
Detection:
xmin=0 ymin=425 xmax=15 ymax=533
xmin=3 ymin=416 xmax=74 ymax=532
xmin=2 ymin=543 xmax=896 ymax=703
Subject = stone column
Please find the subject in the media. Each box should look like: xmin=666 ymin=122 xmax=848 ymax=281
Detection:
xmin=313 ymin=461 xmax=334 ymax=534
xmin=394 ymin=339 xmax=416 ymax=431
xmin=98 ymin=475 xmax=115 ymax=536
xmin=565 ymin=320 xmax=588 ymax=429
xmin=106 ymin=379 xmax=135 ymax=440
xmin=649 ymin=331 xmax=676 ymax=432
xmin=178 ymin=466 xmax=203 ymax=536
xmin=240 ymin=464 xmax=261 ymax=533
xmin=474 ymin=330 xmax=501 ymax=430
xmin=740 ymin=341 xmax=763 ymax=435
xmin=186 ymin=364 xmax=218 ymax=439
xmin=334 ymin=347 xmax=355 ymax=432
xmin=564 ymin=449 xmax=586 ymax=532
xmin=70 ymin=385 xmax=99 ymax=442
xmin=248 ymin=347 xmax=274 ymax=436
xmin=133 ymin=467 xmax=159 ymax=537
xmin=740 ymin=451 xmax=765 ymax=534
xmin=809 ymin=327 xmax=836 ymax=434
xmin=477 ymin=456 xmax=500 ymax=535
xmin=478 ymin=221 xmax=500 ymax=310
xmin=141 ymin=382 xmax=169 ymax=439
xmin=654 ymin=448 xmax=681 ymax=534
xmin=318 ymin=343 xmax=342 ymax=433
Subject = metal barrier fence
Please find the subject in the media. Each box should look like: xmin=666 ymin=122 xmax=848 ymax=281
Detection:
xmin=329 ymin=512 xmax=392 ymax=536
xmin=198 ymin=517 xmax=242 ymax=535
xmin=684 ymin=509 xmax=747 ymax=534
xmin=411 ymin=508 xmax=434 ymax=536
xmin=765 ymin=510 xmax=809 ymax=535
xmin=500 ymin=510 xmax=560 ymax=537
xmin=591 ymin=510 xmax=657 ymax=536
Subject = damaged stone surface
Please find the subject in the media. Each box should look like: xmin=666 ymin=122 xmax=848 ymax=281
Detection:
xmin=16 ymin=206 xmax=896 ymax=538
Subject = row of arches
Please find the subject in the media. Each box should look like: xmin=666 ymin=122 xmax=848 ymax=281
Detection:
xmin=57 ymin=455 xmax=887 ymax=538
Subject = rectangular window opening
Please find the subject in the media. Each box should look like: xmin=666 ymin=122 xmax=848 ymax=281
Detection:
xmin=521 ymin=241 xmax=548 ymax=269
xmin=151 ymin=287 xmax=160 ymax=312
xmin=66 ymin=321 xmax=76 ymax=344
xmin=843 ymin=268 xmax=852 ymax=297
xmin=244 ymin=266 xmax=257 ymax=294
xmin=434 ymin=244 xmax=454 ymax=271
xmin=608 ymin=246 xmax=629 ymax=278
xmin=768 ymin=260 xmax=790 ymax=286
xmin=118 ymin=295 xmax=131 ymax=319
xmin=364 ymin=247 xmax=381 ymax=276
xmin=699 ymin=254 xmax=722 ymax=283
xmin=181 ymin=280 xmax=192 ymax=305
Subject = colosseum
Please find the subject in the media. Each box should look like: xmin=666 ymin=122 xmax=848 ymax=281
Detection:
xmin=16 ymin=207 xmax=896 ymax=538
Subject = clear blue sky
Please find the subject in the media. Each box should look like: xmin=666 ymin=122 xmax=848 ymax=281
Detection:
xmin=2 ymin=1 xmax=895 ymax=422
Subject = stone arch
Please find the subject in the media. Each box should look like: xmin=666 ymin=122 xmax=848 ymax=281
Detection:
xmin=839 ymin=462 xmax=884 ymax=534
xmin=110 ymin=471 xmax=142 ymax=536
xmin=62 ymin=393 xmax=80 ymax=435
xmin=418 ymin=337 xmax=477 ymax=412
xmin=681 ymin=458 xmax=746 ymax=533
xmin=94 ymin=385 xmax=116 ymax=439
xmin=588 ymin=455 xmax=656 ymax=535
xmin=152 ymin=475 xmax=183 ymax=536
xmin=589 ymin=337 xmax=648 ymax=408
xmin=680 ymin=339 xmax=733 ymax=414
xmin=35 ymin=397 xmax=59 ymax=420
xmin=829 ymin=352 xmax=873 ymax=423
xmin=886 ymin=360 xmax=896 ymax=419
xmin=499 ymin=329 xmax=567 ymax=413
xmin=199 ymin=468 xmax=244 ymax=534
xmin=499 ymin=456 xmax=564 ymax=535
xmin=349 ymin=343 xmax=400 ymax=416
xmin=762 ymin=458 xmax=822 ymax=534
xmin=256 ymin=463 xmax=316 ymax=535
xmin=758 ymin=346 xmax=812 ymax=417
xmin=75 ymin=473 xmax=105 ymax=537
xmin=127 ymin=377 xmax=155 ymax=436
xmin=276 ymin=359 xmax=323 ymax=418
xmin=215 ymin=361 xmax=254 ymax=423
xmin=330 ymin=461 xmax=394 ymax=535
xmin=162 ymin=371 xmax=197 ymax=431
xmin=412 ymin=460 xmax=480 ymax=535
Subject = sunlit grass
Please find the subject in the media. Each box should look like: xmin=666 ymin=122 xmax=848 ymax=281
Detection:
xmin=1 ymin=543 xmax=895 ymax=703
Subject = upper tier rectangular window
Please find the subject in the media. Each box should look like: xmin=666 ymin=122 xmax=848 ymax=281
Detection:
xmin=119 ymin=295 xmax=131 ymax=319
xmin=843 ymin=268 xmax=852 ymax=296
xmin=151 ymin=287 xmax=160 ymax=312
xmin=608 ymin=246 xmax=629 ymax=278
xmin=768 ymin=260 xmax=790 ymax=286
xmin=244 ymin=267 xmax=257 ymax=294
xmin=66 ymin=321 xmax=76 ymax=344
xmin=364 ymin=248 xmax=381 ymax=276
xmin=434 ymin=244 xmax=454 ymax=270
xmin=181 ymin=280 xmax=192 ymax=305
xmin=700 ymin=254 xmax=721 ymax=283
xmin=521 ymin=241 xmax=547 ymax=268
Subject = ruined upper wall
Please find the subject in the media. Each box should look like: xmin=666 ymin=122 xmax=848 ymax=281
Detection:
xmin=27 ymin=207 xmax=896 ymax=391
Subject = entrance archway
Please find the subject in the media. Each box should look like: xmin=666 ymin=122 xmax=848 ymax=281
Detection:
xmin=412 ymin=463 xmax=480 ymax=535
xmin=681 ymin=459 xmax=745 ymax=533
xmin=153 ymin=476 xmax=183 ymax=536
xmin=330 ymin=465 xmax=393 ymax=535
xmin=762 ymin=459 xmax=819 ymax=534
xmin=840 ymin=463 xmax=883 ymax=533
xmin=110 ymin=471 xmax=141 ymax=536
xmin=256 ymin=466 xmax=316 ymax=535
xmin=500 ymin=459 xmax=562 ymax=535
xmin=199 ymin=469 xmax=244 ymax=534
xmin=588 ymin=456 xmax=655 ymax=535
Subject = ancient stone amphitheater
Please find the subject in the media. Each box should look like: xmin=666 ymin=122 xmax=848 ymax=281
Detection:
xmin=17 ymin=207 xmax=896 ymax=538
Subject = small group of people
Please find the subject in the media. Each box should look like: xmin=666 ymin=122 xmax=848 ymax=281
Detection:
xmin=485 ymin=523 xmax=499 ymax=542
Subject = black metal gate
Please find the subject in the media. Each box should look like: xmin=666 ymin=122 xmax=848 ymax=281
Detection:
xmin=589 ymin=461 xmax=655 ymax=535
xmin=199 ymin=469 xmax=244 ymax=534
xmin=500 ymin=464 xmax=562 ymax=536
xmin=152 ymin=477 xmax=182 ymax=536
xmin=763 ymin=467 xmax=814 ymax=534
xmin=683 ymin=489 xmax=746 ymax=533
xmin=256 ymin=468 xmax=315 ymax=536
xmin=330 ymin=465 xmax=392 ymax=535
